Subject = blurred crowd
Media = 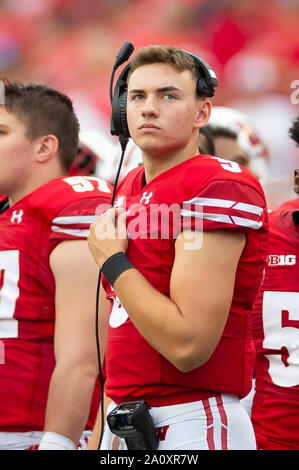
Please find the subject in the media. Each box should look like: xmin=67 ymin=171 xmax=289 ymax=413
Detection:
xmin=0 ymin=0 xmax=298 ymax=206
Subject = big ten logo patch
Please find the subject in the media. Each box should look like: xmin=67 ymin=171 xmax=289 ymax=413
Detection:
xmin=268 ymin=255 xmax=296 ymax=266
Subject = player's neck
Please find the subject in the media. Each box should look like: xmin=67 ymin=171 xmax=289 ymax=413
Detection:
xmin=9 ymin=166 xmax=66 ymax=206
xmin=142 ymin=142 xmax=199 ymax=184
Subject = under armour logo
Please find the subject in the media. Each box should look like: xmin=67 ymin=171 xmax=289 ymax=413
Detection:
xmin=140 ymin=191 xmax=153 ymax=205
xmin=11 ymin=210 xmax=23 ymax=223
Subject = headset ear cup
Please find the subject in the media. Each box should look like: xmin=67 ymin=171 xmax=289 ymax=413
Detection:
xmin=110 ymin=63 xmax=131 ymax=139
xmin=196 ymin=78 xmax=214 ymax=97
xmin=119 ymin=90 xmax=130 ymax=138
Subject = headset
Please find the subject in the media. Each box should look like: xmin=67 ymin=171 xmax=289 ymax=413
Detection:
xmin=95 ymin=42 xmax=218 ymax=450
xmin=109 ymin=41 xmax=218 ymax=150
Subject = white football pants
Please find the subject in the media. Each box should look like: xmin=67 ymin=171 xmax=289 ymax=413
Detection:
xmin=101 ymin=394 xmax=257 ymax=450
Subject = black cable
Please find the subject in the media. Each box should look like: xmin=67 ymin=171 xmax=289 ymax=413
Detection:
xmin=96 ymin=145 xmax=127 ymax=450
xmin=95 ymin=268 xmax=105 ymax=450
xmin=109 ymin=66 xmax=117 ymax=105
xmin=95 ymin=41 xmax=133 ymax=451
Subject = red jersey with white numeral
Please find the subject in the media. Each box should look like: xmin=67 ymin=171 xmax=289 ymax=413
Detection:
xmin=102 ymin=155 xmax=268 ymax=407
xmin=0 ymin=176 xmax=112 ymax=431
xmin=251 ymin=198 xmax=299 ymax=450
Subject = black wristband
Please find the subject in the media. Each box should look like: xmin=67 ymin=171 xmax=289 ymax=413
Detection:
xmin=101 ymin=252 xmax=134 ymax=286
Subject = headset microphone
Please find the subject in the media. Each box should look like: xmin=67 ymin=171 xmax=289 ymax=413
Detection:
xmin=114 ymin=41 xmax=134 ymax=69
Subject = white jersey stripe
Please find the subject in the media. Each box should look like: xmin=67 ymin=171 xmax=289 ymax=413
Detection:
xmin=52 ymin=215 xmax=98 ymax=225
xmin=51 ymin=225 xmax=90 ymax=237
xmin=183 ymin=197 xmax=235 ymax=208
xmin=181 ymin=210 xmax=263 ymax=229
xmin=202 ymin=213 xmax=233 ymax=224
xmin=231 ymin=216 xmax=262 ymax=229
xmin=181 ymin=209 xmax=202 ymax=218
xmin=182 ymin=197 xmax=264 ymax=216
xmin=181 ymin=210 xmax=232 ymax=224
xmin=232 ymin=202 xmax=263 ymax=216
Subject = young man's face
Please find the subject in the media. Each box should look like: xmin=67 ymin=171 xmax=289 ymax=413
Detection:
xmin=0 ymin=106 xmax=36 ymax=195
xmin=126 ymin=62 xmax=208 ymax=157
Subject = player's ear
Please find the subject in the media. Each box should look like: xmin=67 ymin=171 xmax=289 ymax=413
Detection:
xmin=35 ymin=135 xmax=59 ymax=163
xmin=194 ymin=99 xmax=211 ymax=130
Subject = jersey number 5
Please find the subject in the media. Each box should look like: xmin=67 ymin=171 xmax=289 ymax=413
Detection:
xmin=263 ymin=291 xmax=299 ymax=388
xmin=211 ymin=157 xmax=242 ymax=173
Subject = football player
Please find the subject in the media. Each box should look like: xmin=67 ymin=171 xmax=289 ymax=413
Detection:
xmin=208 ymin=106 xmax=269 ymax=183
xmin=0 ymin=81 xmax=111 ymax=450
xmin=88 ymin=45 xmax=269 ymax=450
xmin=197 ymin=125 xmax=215 ymax=156
xmin=251 ymin=116 xmax=299 ymax=450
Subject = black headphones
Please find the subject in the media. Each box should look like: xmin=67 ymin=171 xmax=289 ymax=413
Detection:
xmin=110 ymin=42 xmax=218 ymax=147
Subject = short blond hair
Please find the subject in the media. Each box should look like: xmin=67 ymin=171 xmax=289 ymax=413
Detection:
xmin=128 ymin=45 xmax=200 ymax=83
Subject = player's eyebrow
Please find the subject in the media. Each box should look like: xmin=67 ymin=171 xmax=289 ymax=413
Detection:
xmin=129 ymin=86 xmax=183 ymax=94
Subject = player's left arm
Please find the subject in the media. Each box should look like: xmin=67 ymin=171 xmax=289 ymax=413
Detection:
xmin=42 ymin=239 xmax=109 ymax=448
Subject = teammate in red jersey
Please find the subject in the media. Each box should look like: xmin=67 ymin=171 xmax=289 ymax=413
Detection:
xmin=0 ymin=81 xmax=111 ymax=450
xmin=88 ymin=45 xmax=268 ymax=450
xmin=251 ymin=116 xmax=299 ymax=450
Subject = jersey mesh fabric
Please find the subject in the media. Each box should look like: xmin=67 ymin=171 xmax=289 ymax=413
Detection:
xmin=102 ymin=155 xmax=268 ymax=406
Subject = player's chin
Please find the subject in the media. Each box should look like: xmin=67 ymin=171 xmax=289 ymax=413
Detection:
xmin=134 ymin=135 xmax=162 ymax=151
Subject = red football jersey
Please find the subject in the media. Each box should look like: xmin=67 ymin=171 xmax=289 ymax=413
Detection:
xmin=0 ymin=176 xmax=112 ymax=431
xmin=102 ymin=155 xmax=269 ymax=407
xmin=251 ymin=198 xmax=299 ymax=450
